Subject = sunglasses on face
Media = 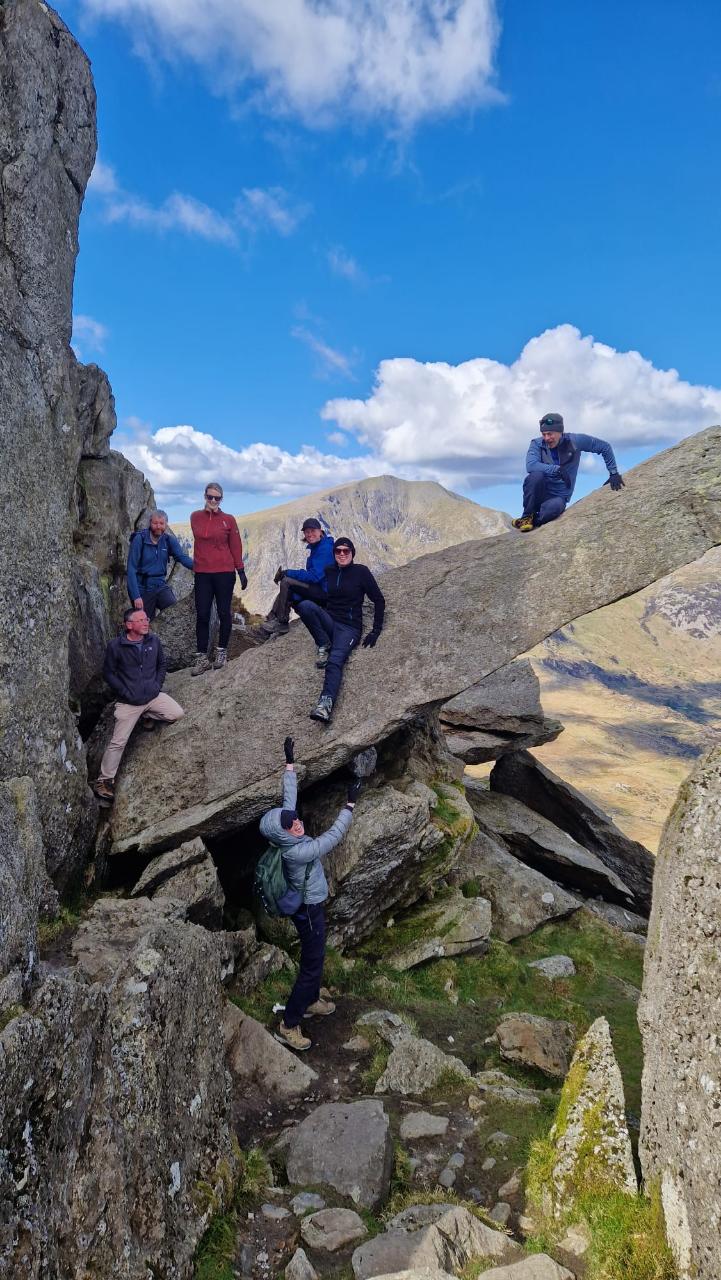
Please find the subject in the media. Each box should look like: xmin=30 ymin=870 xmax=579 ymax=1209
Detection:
xmin=335 ymin=548 xmax=352 ymax=557
xmin=205 ymin=494 xmax=221 ymax=502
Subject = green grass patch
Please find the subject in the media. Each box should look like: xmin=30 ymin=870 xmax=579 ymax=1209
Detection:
xmin=0 ymin=1004 xmax=23 ymax=1033
xmin=193 ymin=1146 xmax=270 ymax=1279
xmin=577 ymin=1182 xmax=676 ymax=1280
xmin=193 ymin=1212 xmax=237 ymax=1280
xmin=37 ymin=903 xmax=85 ymax=948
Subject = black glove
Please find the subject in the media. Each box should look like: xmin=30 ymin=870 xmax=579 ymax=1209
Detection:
xmin=238 ymin=569 xmax=248 ymax=590
xmin=284 ymin=736 xmax=294 ymax=764
xmin=607 ymin=472 xmax=625 ymax=491
xmin=274 ymin=566 xmax=286 ymax=584
xmin=362 ymin=630 xmax=380 ymax=649
xmin=347 ymin=778 xmax=362 ymax=803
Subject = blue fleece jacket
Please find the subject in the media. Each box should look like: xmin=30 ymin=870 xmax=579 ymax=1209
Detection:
xmin=526 ymin=433 xmax=619 ymax=499
xmin=259 ymin=767 xmax=353 ymax=905
xmin=284 ymin=531 xmax=335 ymax=587
xmin=127 ymin=529 xmax=194 ymax=602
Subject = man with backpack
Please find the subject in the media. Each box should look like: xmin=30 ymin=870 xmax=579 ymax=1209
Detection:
xmin=127 ymin=509 xmax=194 ymax=620
xmin=258 ymin=736 xmax=360 ymax=1052
xmin=258 ymin=517 xmax=335 ymax=639
xmin=511 ymin=412 xmax=624 ymax=532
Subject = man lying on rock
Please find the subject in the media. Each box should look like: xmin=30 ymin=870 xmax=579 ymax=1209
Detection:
xmin=255 ymin=517 xmax=335 ymax=640
xmin=260 ymin=736 xmax=361 ymax=1052
xmin=92 ymin=608 xmax=184 ymax=804
xmin=512 ymin=411 xmax=625 ymax=533
xmin=127 ymin=509 xmax=193 ymax=621
xmin=296 ymin=536 xmax=385 ymax=724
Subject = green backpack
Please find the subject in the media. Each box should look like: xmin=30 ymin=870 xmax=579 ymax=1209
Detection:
xmin=254 ymin=845 xmax=311 ymax=918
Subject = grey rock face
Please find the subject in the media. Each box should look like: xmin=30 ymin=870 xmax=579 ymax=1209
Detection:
xmin=286 ymin=1100 xmax=393 ymax=1211
xmin=351 ymin=1204 xmax=522 ymax=1280
xmin=491 ymin=750 xmax=654 ymax=911
xmin=286 ymin=1247 xmax=320 ymax=1280
xmin=71 ymin=896 xmax=187 ymax=985
xmin=450 ymin=829 xmax=579 ymax=941
xmin=357 ymin=1009 xmax=416 ymax=1047
xmin=474 ymin=1071 xmax=541 ymax=1107
xmin=301 ymin=1208 xmax=367 ymax=1252
xmin=480 ymin=1259 xmax=574 ymax=1280
xmin=639 ymin=746 xmax=721 ymax=1280
xmin=375 ymin=1037 xmax=470 ymax=1096
xmin=0 ymin=778 xmax=57 ymax=994
xmin=233 ymin=941 xmax=295 ymax=995
xmin=494 ymin=1013 xmax=576 ymax=1079
xmin=441 ymin=660 xmax=562 ymax=762
xmin=529 ymin=955 xmax=576 ymax=980
xmin=130 ymin=836 xmax=225 ymax=927
xmin=223 ymin=1002 xmax=318 ymax=1100
xmin=110 ymin=428 xmax=721 ymax=856
xmin=543 ymin=1017 xmax=636 ymax=1219
xmin=382 ymin=890 xmax=492 ymax=970
xmin=399 ymin=1112 xmax=450 ymax=1140
xmin=466 ymin=782 xmax=634 ymax=904
xmin=0 ymin=923 xmax=237 ymax=1278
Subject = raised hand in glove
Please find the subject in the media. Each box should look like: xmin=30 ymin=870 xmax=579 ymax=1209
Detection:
xmin=362 ymin=630 xmax=380 ymax=649
xmin=274 ymin=566 xmax=286 ymax=585
xmin=347 ymin=778 xmax=362 ymax=804
xmin=238 ymin=569 xmax=248 ymax=590
xmin=283 ymin=736 xmax=294 ymax=764
xmin=607 ymin=473 xmax=625 ymax=491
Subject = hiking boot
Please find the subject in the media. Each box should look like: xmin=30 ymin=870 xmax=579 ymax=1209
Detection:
xmin=315 ymin=644 xmax=330 ymax=668
xmin=213 ymin=647 xmax=228 ymax=670
xmin=511 ymin=515 xmax=534 ymax=533
xmin=260 ymin=617 xmax=289 ymax=637
xmin=92 ymin=777 xmax=114 ymax=804
xmin=140 ymin=716 xmax=157 ymax=731
xmin=303 ymin=998 xmax=336 ymax=1017
xmin=276 ymin=1022 xmax=311 ymax=1052
xmin=310 ymin=694 xmax=333 ymax=723
xmin=191 ymin=652 xmax=212 ymax=676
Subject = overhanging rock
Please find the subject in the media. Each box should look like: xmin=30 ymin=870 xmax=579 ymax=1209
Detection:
xmin=109 ymin=428 xmax=721 ymax=857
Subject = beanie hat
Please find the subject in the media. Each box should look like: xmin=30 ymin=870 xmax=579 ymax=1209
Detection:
xmin=280 ymin=809 xmax=298 ymax=830
xmin=302 ymin=517 xmax=322 ymax=531
xmin=539 ymin=412 xmax=564 ymax=432
xmin=333 ymin=536 xmax=356 ymax=558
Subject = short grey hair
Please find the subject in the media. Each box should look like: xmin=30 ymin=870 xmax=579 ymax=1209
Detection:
xmin=149 ymin=509 xmax=168 ymax=522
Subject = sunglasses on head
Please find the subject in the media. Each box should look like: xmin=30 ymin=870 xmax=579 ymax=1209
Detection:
xmin=205 ymin=493 xmax=221 ymax=502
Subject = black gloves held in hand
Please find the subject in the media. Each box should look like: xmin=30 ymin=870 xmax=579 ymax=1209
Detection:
xmin=362 ymin=630 xmax=380 ymax=649
xmin=274 ymin=566 xmax=286 ymax=584
xmin=284 ymin=736 xmax=295 ymax=764
xmin=347 ymin=778 xmax=362 ymax=803
xmin=238 ymin=569 xmax=248 ymax=590
xmin=607 ymin=472 xmax=625 ymax=491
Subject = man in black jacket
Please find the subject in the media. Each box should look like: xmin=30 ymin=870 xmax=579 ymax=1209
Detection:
xmin=92 ymin=607 xmax=184 ymax=803
xmin=296 ymin=537 xmax=385 ymax=723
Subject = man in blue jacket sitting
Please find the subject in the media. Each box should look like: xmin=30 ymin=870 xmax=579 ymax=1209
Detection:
xmin=512 ymin=412 xmax=625 ymax=532
xmin=260 ymin=518 xmax=335 ymax=637
xmin=127 ymin=510 xmax=194 ymax=620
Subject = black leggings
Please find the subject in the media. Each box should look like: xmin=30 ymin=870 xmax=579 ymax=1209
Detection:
xmin=195 ymin=572 xmax=235 ymax=651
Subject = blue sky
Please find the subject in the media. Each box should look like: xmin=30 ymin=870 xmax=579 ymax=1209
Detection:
xmin=62 ymin=0 xmax=721 ymax=522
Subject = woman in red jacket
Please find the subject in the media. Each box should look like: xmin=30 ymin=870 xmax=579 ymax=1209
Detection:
xmin=190 ymin=482 xmax=247 ymax=674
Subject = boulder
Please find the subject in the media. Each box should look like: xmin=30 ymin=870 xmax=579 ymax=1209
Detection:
xmin=286 ymin=1248 xmax=319 ymax=1280
xmin=291 ymin=1193 xmax=327 ymax=1216
xmin=375 ymin=1037 xmax=470 ymax=1096
xmin=577 ymin=899 xmax=647 ymax=936
xmin=491 ymin=750 xmax=654 ymax=911
xmin=380 ymin=890 xmax=492 ymax=970
xmin=0 ymin=923 xmax=238 ymax=1278
xmin=466 ymin=782 xmax=634 ymax=904
xmin=130 ymin=837 xmax=225 ymax=927
xmin=71 ymin=896 xmax=187 ymax=985
xmin=538 ymin=1017 xmax=636 ymax=1220
xmin=352 ymin=1204 xmax=522 ymax=1279
xmin=109 ymin=429 xmax=721 ymax=856
xmin=223 ymin=1002 xmax=318 ymax=1100
xmin=481 ymin=1259 xmax=574 ymax=1280
xmin=529 ymin=956 xmax=576 ymax=980
xmin=639 ymin=746 xmax=721 ymax=1280
xmin=301 ymin=1208 xmax=367 ymax=1252
xmin=0 ymin=778 xmax=57 ymax=994
xmin=357 ymin=1009 xmax=416 ymax=1047
xmin=494 ymin=1013 xmax=576 ymax=1079
xmin=399 ymin=1112 xmax=450 ymax=1140
xmin=474 ymin=1071 xmax=541 ymax=1107
xmin=285 ymin=1100 xmax=393 ymax=1210
xmin=363 ymin=1272 xmax=455 ymax=1280
xmin=233 ymin=942 xmax=295 ymax=994
xmin=449 ymin=829 xmax=579 ymax=941
xmin=441 ymin=660 xmax=562 ymax=762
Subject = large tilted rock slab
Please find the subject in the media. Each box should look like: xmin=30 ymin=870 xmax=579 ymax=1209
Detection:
xmin=449 ymin=829 xmax=579 ymax=941
xmin=0 ymin=922 xmax=238 ymax=1278
xmin=109 ymin=429 xmax=721 ymax=855
xmin=440 ymin=660 xmax=562 ymax=763
xmin=130 ymin=837 xmax=225 ymax=928
xmin=639 ymin=747 xmax=721 ymax=1280
xmin=285 ymin=1100 xmax=393 ymax=1210
xmin=223 ymin=1002 xmax=318 ymax=1100
xmin=491 ymin=750 xmax=654 ymax=911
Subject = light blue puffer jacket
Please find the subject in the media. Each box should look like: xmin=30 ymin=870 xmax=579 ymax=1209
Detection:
xmin=258 ymin=768 xmax=353 ymax=905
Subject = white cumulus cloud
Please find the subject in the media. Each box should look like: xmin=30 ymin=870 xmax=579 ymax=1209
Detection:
xmin=78 ymin=0 xmax=504 ymax=129
xmin=117 ymin=325 xmax=721 ymax=505
xmin=71 ymin=313 xmax=109 ymax=358
xmin=236 ymin=186 xmax=310 ymax=236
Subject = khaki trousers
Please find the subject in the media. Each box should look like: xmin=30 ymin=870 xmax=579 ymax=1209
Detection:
xmin=99 ymin=692 xmax=184 ymax=781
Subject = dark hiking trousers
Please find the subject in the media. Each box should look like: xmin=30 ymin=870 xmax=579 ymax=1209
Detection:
xmin=140 ymin=583 xmax=177 ymax=621
xmin=284 ymin=902 xmax=326 ymax=1026
xmin=522 ymin=472 xmax=568 ymax=526
xmin=195 ymin=571 xmax=235 ymax=650
xmin=267 ymin=576 xmax=326 ymax=625
xmin=295 ymin=600 xmax=358 ymax=702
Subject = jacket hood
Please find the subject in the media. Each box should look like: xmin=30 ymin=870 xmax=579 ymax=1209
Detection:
xmin=260 ymin=807 xmax=304 ymax=848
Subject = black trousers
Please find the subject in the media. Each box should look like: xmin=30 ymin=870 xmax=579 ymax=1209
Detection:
xmin=195 ymin=571 xmax=235 ymax=650
xmin=284 ymin=902 xmax=326 ymax=1027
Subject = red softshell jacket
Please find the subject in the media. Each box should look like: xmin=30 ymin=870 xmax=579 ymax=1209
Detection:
xmin=190 ymin=508 xmax=244 ymax=574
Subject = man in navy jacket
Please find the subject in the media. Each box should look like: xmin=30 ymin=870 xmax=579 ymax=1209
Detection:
xmin=296 ymin=536 xmax=385 ymax=723
xmin=512 ymin=412 xmax=625 ymax=532
xmin=127 ymin=510 xmax=194 ymax=620
xmin=92 ymin=607 xmax=184 ymax=804
xmin=260 ymin=518 xmax=335 ymax=637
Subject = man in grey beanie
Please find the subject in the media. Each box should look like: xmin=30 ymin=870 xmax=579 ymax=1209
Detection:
xmin=512 ymin=412 xmax=624 ymax=532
